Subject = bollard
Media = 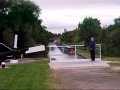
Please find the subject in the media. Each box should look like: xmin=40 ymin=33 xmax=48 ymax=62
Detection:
xmin=1 ymin=62 xmax=5 ymax=68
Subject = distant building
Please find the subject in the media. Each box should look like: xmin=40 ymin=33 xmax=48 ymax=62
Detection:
xmin=64 ymin=29 xmax=67 ymax=33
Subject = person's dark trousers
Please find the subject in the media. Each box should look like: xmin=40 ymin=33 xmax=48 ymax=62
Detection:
xmin=90 ymin=50 xmax=95 ymax=61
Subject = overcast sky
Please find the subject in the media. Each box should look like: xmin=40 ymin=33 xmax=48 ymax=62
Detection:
xmin=32 ymin=0 xmax=120 ymax=34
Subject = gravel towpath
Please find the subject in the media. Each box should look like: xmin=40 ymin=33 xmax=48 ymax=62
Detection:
xmin=53 ymin=67 xmax=120 ymax=90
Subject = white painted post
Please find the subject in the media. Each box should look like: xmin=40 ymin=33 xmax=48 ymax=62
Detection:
xmin=1 ymin=62 xmax=5 ymax=68
xmin=75 ymin=45 xmax=77 ymax=59
xmin=49 ymin=47 xmax=51 ymax=61
xmin=100 ymin=44 xmax=101 ymax=60
xmin=14 ymin=35 xmax=18 ymax=48
xmin=10 ymin=34 xmax=18 ymax=64
xmin=21 ymin=54 xmax=23 ymax=59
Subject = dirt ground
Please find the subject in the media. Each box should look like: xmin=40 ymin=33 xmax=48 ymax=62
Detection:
xmin=52 ymin=67 xmax=120 ymax=90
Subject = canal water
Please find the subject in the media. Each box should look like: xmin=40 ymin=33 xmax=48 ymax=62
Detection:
xmin=49 ymin=45 xmax=81 ymax=61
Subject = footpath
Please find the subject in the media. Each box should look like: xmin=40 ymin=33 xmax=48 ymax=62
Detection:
xmin=49 ymin=45 xmax=120 ymax=90
xmin=51 ymin=67 xmax=120 ymax=90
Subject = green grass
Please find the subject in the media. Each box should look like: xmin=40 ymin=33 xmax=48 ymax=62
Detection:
xmin=103 ymin=57 xmax=120 ymax=61
xmin=109 ymin=63 xmax=120 ymax=66
xmin=77 ymin=48 xmax=100 ymax=59
xmin=103 ymin=57 xmax=120 ymax=66
xmin=0 ymin=61 xmax=51 ymax=90
xmin=77 ymin=49 xmax=90 ymax=58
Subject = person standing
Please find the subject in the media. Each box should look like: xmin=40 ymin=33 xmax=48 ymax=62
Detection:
xmin=89 ymin=37 xmax=96 ymax=61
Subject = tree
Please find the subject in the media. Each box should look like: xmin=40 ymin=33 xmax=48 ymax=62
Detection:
xmin=60 ymin=29 xmax=79 ymax=44
xmin=0 ymin=0 xmax=53 ymax=57
xmin=79 ymin=17 xmax=101 ymax=46
xmin=114 ymin=17 xmax=120 ymax=27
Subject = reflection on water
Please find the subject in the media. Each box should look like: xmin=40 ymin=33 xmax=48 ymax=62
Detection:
xmin=49 ymin=44 xmax=100 ymax=61
xmin=49 ymin=45 xmax=75 ymax=60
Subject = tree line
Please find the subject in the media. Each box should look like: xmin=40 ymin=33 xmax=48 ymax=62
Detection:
xmin=61 ymin=17 xmax=120 ymax=57
xmin=0 ymin=0 xmax=53 ymax=57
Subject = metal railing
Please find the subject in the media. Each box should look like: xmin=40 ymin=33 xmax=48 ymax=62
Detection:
xmin=48 ymin=44 xmax=101 ymax=61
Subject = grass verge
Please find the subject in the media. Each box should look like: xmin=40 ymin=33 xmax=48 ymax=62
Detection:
xmin=109 ymin=63 xmax=120 ymax=66
xmin=103 ymin=57 xmax=120 ymax=61
xmin=0 ymin=61 xmax=51 ymax=90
